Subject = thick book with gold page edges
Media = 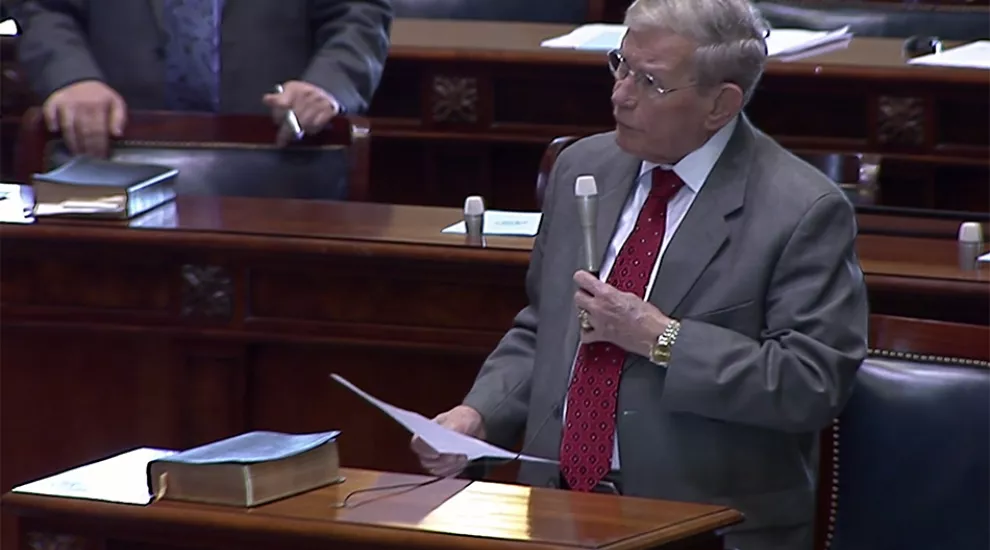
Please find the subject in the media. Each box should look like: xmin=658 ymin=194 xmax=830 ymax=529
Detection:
xmin=147 ymin=430 xmax=341 ymax=507
xmin=31 ymin=155 xmax=178 ymax=219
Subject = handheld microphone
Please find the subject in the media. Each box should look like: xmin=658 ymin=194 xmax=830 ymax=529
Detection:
xmin=957 ymin=221 xmax=984 ymax=271
xmin=464 ymin=195 xmax=486 ymax=246
xmin=575 ymin=175 xmax=600 ymax=277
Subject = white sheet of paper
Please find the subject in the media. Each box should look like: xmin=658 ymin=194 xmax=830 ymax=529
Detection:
xmin=0 ymin=19 xmax=17 ymax=36
xmin=12 ymin=448 xmax=177 ymax=505
xmin=441 ymin=210 xmax=542 ymax=236
xmin=765 ymin=27 xmax=851 ymax=57
xmin=330 ymin=374 xmax=555 ymax=464
xmin=978 ymin=252 xmax=990 ymax=263
xmin=0 ymin=183 xmax=32 ymax=224
xmin=909 ymin=41 xmax=990 ymax=70
xmin=540 ymin=24 xmax=852 ymax=58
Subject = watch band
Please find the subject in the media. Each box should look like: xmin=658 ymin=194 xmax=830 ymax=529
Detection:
xmin=659 ymin=319 xmax=681 ymax=347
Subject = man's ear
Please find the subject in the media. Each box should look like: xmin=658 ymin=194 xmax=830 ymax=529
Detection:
xmin=705 ymin=83 xmax=744 ymax=130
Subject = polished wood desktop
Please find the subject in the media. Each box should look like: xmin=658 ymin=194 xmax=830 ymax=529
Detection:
xmin=2 ymin=195 xmax=987 ymax=503
xmin=1 ymin=20 xmax=987 ymax=212
xmin=2 ymin=467 xmax=742 ymax=550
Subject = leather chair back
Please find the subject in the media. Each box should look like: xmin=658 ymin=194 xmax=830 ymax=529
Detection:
xmin=814 ymin=315 xmax=990 ymax=550
xmin=15 ymin=108 xmax=371 ymax=201
xmin=820 ymin=355 xmax=989 ymax=550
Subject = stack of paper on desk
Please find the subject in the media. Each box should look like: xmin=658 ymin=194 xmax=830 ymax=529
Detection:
xmin=541 ymin=24 xmax=852 ymax=58
xmin=908 ymin=41 xmax=990 ymax=70
xmin=12 ymin=448 xmax=177 ymax=505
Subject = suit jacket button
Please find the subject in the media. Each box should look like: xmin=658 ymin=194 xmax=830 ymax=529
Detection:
xmin=545 ymin=477 xmax=559 ymax=489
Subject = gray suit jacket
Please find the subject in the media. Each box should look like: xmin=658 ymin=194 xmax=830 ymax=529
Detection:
xmin=13 ymin=0 xmax=391 ymax=114
xmin=462 ymin=117 xmax=869 ymax=540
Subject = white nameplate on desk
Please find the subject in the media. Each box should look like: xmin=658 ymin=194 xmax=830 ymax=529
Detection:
xmin=441 ymin=210 xmax=542 ymax=237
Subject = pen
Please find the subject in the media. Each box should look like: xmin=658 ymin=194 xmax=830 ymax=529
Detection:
xmin=274 ymin=84 xmax=305 ymax=141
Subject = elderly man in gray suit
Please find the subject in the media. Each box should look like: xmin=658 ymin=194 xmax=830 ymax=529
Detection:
xmin=411 ymin=1 xmax=869 ymax=549
xmin=12 ymin=0 xmax=390 ymax=158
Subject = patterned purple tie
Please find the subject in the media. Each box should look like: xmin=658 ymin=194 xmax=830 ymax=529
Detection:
xmin=162 ymin=0 xmax=223 ymax=112
xmin=559 ymin=168 xmax=684 ymax=492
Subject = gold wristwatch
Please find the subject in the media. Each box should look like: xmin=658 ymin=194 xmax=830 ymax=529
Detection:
xmin=649 ymin=319 xmax=681 ymax=366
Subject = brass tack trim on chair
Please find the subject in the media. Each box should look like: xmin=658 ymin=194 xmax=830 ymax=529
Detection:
xmin=823 ymin=348 xmax=988 ymax=549
xmin=868 ymin=348 xmax=990 ymax=369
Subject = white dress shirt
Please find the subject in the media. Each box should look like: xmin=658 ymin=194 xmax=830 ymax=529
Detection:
xmin=563 ymin=116 xmax=738 ymax=471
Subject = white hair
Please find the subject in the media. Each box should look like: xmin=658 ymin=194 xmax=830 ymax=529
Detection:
xmin=624 ymin=0 xmax=770 ymax=105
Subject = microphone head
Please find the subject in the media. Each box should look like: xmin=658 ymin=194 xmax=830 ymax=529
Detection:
xmin=464 ymin=195 xmax=485 ymax=216
xmin=575 ymin=175 xmax=598 ymax=197
xmin=958 ymin=221 xmax=984 ymax=244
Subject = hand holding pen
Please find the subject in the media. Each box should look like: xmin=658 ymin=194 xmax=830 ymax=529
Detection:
xmin=262 ymin=81 xmax=341 ymax=147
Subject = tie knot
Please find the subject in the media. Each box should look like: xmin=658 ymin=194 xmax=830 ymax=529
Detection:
xmin=651 ymin=168 xmax=684 ymax=202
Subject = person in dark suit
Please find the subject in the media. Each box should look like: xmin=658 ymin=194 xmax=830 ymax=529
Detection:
xmin=410 ymin=1 xmax=869 ymax=549
xmin=12 ymin=0 xmax=391 ymax=158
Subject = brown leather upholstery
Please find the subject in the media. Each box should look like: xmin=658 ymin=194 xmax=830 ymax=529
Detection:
xmin=14 ymin=107 xmax=371 ymax=201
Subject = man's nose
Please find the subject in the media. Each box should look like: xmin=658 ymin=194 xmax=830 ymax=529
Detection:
xmin=611 ymin=77 xmax=637 ymax=109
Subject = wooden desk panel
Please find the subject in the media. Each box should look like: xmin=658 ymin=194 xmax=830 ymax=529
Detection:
xmin=2 ymin=467 xmax=741 ymax=550
xmin=370 ymin=20 xmax=988 ymax=212
xmin=1 ymin=196 xmax=987 ymax=503
xmin=1 ymin=21 xmax=987 ymax=213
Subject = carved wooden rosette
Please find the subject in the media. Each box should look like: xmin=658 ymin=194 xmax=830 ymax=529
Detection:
xmin=877 ymin=96 xmax=925 ymax=147
xmin=180 ymin=264 xmax=233 ymax=319
xmin=431 ymin=76 xmax=479 ymax=123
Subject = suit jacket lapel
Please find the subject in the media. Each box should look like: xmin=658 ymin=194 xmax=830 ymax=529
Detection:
xmin=648 ymin=117 xmax=754 ymax=316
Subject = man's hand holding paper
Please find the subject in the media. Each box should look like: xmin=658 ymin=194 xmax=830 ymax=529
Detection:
xmin=330 ymin=374 xmax=554 ymax=475
xmin=410 ymin=406 xmax=485 ymax=477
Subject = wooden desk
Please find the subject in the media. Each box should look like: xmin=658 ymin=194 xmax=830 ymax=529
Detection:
xmin=1 ymin=196 xmax=987 ymax=502
xmin=1 ymin=21 xmax=986 ymax=213
xmin=3 ymin=466 xmax=741 ymax=549
xmin=369 ymin=20 xmax=988 ymax=212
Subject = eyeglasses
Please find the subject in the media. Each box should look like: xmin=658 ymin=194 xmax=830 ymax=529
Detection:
xmin=607 ymin=49 xmax=695 ymax=98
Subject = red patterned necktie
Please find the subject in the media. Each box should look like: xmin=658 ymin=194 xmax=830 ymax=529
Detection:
xmin=560 ymin=168 xmax=684 ymax=492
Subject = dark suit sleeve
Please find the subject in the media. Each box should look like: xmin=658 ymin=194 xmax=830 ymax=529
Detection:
xmin=302 ymin=0 xmax=391 ymax=114
xmin=661 ymin=192 xmax=869 ymax=433
xmin=12 ymin=0 xmax=106 ymax=100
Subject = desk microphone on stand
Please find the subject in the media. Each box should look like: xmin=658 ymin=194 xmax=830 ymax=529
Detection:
xmin=464 ymin=195 xmax=485 ymax=246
